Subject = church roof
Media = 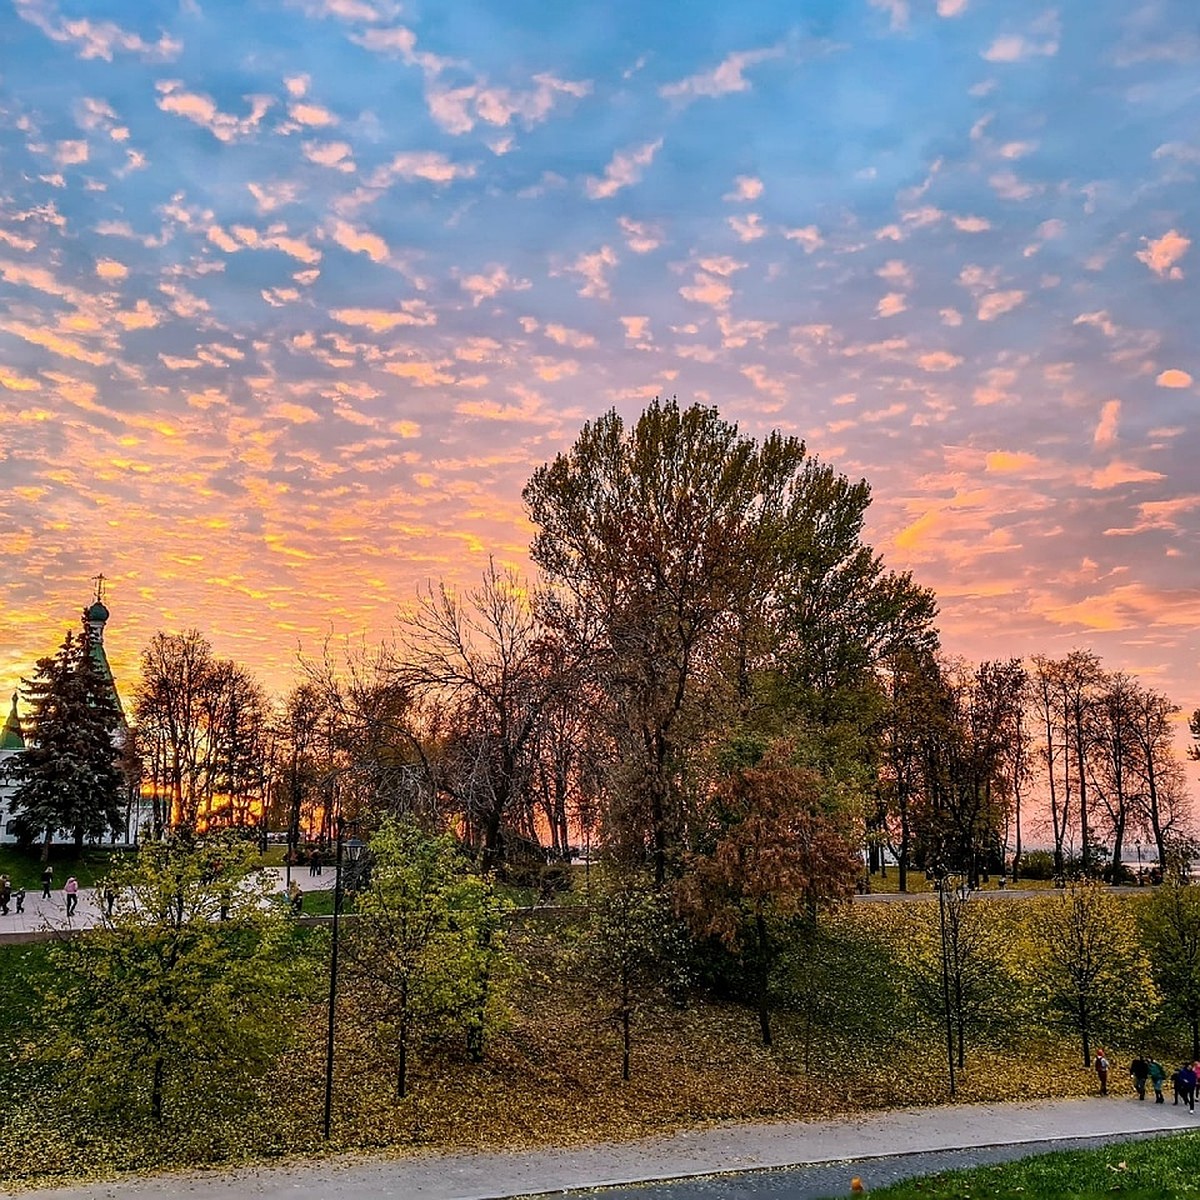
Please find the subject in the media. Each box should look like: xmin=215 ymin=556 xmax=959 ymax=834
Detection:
xmin=0 ymin=693 xmax=24 ymax=751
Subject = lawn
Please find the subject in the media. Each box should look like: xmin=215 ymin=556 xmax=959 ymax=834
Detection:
xmin=845 ymin=1132 xmax=1200 ymax=1199
xmin=0 ymin=844 xmax=127 ymax=889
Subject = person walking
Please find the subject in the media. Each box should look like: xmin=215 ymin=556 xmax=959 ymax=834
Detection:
xmin=102 ymin=885 xmax=116 ymax=917
xmin=308 ymin=849 xmax=319 ymax=878
xmin=64 ymin=875 xmax=79 ymax=918
xmin=0 ymin=874 xmax=10 ymax=916
xmin=1177 ymin=1063 xmax=1197 ymax=1112
xmin=41 ymin=865 xmax=52 ymax=899
xmin=1149 ymin=1058 xmax=1167 ymax=1103
xmin=1094 ymin=1048 xmax=1110 ymax=1096
xmin=1130 ymin=1054 xmax=1150 ymax=1100
xmin=12 ymin=884 xmax=25 ymax=914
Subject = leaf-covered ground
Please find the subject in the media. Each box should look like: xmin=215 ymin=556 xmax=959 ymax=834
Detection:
xmin=0 ymin=913 xmax=1108 ymax=1194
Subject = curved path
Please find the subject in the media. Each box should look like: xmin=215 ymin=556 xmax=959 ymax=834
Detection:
xmin=0 ymin=867 xmax=335 ymax=940
xmin=15 ymin=1094 xmax=1197 ymax=1200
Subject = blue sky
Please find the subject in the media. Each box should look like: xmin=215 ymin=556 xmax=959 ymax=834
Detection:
xmin=0 ymin=0 xmax=1198 ymax=754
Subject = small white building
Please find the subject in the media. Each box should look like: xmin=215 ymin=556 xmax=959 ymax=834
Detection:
xmin=0 ymin=588 xmax=150 ymax=847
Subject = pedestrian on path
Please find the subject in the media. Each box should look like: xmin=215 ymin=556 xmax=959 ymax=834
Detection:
xmin=0 ymin=874 xmax=10 ymax=916
xmin=41 ymin=865 xmax=52 ymax=899
xmin=1176 ymin=1063 xmax=1196 ymax=1111
xmin=1130 ymin=1054 xmax=1150 ymax=1100
xmin=103 ymin=884 xmax=116 ymax=917
xmin=64 ymin=875 xmax=79 ymax=918
xmin=1149 ymin=1058 xmax=1167 ymax=1103
xmin=13 ymin=884 xmax=24 ymax=914
xmin=309 ymin=849 xmax=319 ymax=878
xmin=1094 ymin=1049 xmax=1109 ymax=1095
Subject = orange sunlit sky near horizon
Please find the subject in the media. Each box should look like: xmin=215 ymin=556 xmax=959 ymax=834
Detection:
xmin=1 ymin=0 xmax=1198 ymax=791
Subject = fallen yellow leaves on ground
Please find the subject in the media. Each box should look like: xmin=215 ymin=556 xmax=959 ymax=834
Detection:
xmin=0 ymin=916 xmax=1108 ymax=1193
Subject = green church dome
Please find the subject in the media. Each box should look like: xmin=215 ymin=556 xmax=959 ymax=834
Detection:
xmin=0 ymin=693 xmax=24 ymax=751
xmin=86 ymin=600 xmax=110 ymax=622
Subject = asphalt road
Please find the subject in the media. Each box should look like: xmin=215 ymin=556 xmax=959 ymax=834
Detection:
xmin=519 ymin=1131 xmax=1181 ymax=1200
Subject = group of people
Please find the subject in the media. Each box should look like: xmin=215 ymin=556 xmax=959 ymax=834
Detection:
xmin=0 ymin=867 xmax=81 ymax=918
xmin=0 ymin=874 xmax=25 ymax=915
xmin=1095 ymin=1050 xmax=1200 ymax=1110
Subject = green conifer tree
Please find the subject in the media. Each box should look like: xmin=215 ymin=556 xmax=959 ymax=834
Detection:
xmin=7 ymin=623 xmax=124 ymax=858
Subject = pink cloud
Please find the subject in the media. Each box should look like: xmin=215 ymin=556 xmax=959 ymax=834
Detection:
xmin=660 ymin=46 xmax=783 ymax=105
xmin=585 ymin=139 xmax=663 ymax=200
xmin=1136 ymin=229 xmax=1190 ymax=279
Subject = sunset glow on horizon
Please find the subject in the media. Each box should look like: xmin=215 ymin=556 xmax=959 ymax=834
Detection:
xmin=1 ymin=0 xmax=1198 ymax=763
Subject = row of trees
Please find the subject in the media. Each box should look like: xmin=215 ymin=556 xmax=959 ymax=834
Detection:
xmin=875 ymin=651 xmax=1192 ymax=889
xmin=20 ymin=820 xmax=1200 ymax=1131
xmin=4 ymin=400 xmax=1196 ymax=898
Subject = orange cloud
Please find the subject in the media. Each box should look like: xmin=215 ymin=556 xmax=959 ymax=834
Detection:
xmin=1136 ymin=229 xmax=1189 ymax=279
xmin=331 ymin=302 xmax=436 ymax=331
xmin=1093 ymin=399 xmax=1120 ymax=448
xmin=985 ymin=451 xmax=1041 ymax=473
xmin=1156 ymin=368 xmax=1193 ymax=388
xmin=1089 ymin=461 xmax=1166 ymax=489
xmin=917 ymin=350 xmax=962 ymax=372
xmin=1034 ymin=584 xmax=1200 ymax=632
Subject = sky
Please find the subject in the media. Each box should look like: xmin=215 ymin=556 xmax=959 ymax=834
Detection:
xmin=0 ymin=0 xmax=1198 ymax=758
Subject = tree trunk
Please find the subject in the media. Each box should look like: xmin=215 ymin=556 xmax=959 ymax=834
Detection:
xmin=1192 ymin=1013 xmax=1199 ymax=1063
xmin=1075 ymin=710 xmax=1090 ymax=875
xmin=622 ymin=1007 xmax=631 ymax=1082
xmin=755 ymin=911 xmax=772 ymax=1047
xmin=40 ymin=827 xmax=52 ymax=864
xmin=151 ymin=1055 xmax=165 ymax=1123
xmin=649 ymin=731 xmax=669 ymax=889
xmin=1079 ymin=998 xmax=1091 ymax=1069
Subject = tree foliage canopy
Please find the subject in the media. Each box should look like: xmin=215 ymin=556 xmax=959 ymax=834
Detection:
xmin=32 ymin=834 xmax=296 ymax=1124
xmin=343 ymin=818 xmax=513 ymax=1097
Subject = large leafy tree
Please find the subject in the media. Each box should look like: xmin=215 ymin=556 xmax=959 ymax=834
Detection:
xmin=7 ymin=624 xmax=124 ymax=857
xmin=1142 ymin=882 xmax=1200 ymax=1059
xmin=33 ymin=834 xmax=294 ymax=1124
xmin=1029 ymin=881 xmax=1156 ymax=1067
xmin=524 ymin=398 xmax=935 ymax=885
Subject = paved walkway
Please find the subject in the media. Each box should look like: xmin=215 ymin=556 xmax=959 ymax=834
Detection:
xmin=16 ymin=1095 xmax=1198 ymax=1200
xmin=0 ymin=867 xmax=335 ymax=938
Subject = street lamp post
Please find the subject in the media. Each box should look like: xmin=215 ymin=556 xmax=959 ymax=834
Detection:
xmin=935 ymin=869 xmax=956 ymax=1100
xmin=322 ymin=814 xmax=363 ymax=1140
xmin=933 ymin=866 xmax=970 ymax=1100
